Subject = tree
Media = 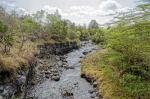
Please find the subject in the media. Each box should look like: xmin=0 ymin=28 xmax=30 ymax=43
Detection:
xmin=19 ymin=17 xmax=41 ymax=49
xmin=46 ymin=12 xmax=68 ymax=41
xmin=88 ymin=20 xmax=99 ymax=29
xmin=0 ymin=21 xmax=13 ymax=53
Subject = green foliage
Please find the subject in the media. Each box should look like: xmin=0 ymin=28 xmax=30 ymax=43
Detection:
xmin=46 ymin=14 xmax=82 ymax=41
xmin=108 ymin=21 xmax=150 ymax=67
xmin=76 ymin=26 xmax=90 ymax=40
xmin=88 ymin=20 xmax=99 ymax=29
xmin=122 ymin=74 xmax=150 ymax=97
xmin=0 ymin=21 xmax=14 ymax=53
xmin=3 ymin=33 xmax=14 ymax=47
xmin=89 ymin=2 xmax=150 ymax=97
xmin=105 ymin=20 xmax=150 ymax=97
xmin=0 ymin=21 xmax=8 ymax=33
xmin=22 ymin=17 xmax=40 ymax=34
xmin=91 ymin=29 xmax=106 ymax=44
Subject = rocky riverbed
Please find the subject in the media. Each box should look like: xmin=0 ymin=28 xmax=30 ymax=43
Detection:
xmin=24 ymin=41 xmax=100 ymax=99
xmin=0 ymin=41 xmax=100 ymax=99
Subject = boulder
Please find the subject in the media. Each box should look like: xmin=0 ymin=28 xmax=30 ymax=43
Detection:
xmin=88 ymin=89 xmax=95 ymax=94
xmin=90 ymin=93 xmax=96 ymax=98
xmin=93 ymin=81 xmax=98 ymax=88
xmin=83 ymin=51 xmax=88 ymax=55
xmin=52 ymin=76 xmax=60 ymax=81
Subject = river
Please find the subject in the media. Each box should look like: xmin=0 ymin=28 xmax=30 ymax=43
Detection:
xmin=26 ymin=41 xmax=99 ymax=99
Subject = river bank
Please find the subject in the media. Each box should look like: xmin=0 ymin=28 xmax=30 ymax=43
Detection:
xmin=0 ymin=41 xmax=79 ymax=99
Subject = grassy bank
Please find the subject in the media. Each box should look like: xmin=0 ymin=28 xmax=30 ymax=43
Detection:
xmin=82 ymin=4 xmax=150 ymax=98
xmin=81 ymin=49 xmax=150 ymax=99
xmin=81 ymin=22 xmax=150 ymax=99
xmin=81 ymin=49 xmax=126 ymax=99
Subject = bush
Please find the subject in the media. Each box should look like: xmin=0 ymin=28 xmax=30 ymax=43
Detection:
xmin=92 ymin=29 xmax=106 ymax=44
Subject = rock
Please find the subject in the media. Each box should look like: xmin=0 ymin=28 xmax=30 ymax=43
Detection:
xmin=79 ymin=56 xmax=83 ymax=58
xmin=83 ymin=51 xmax=88 ymax=55
xmin=62 ymin=59 xmax=67 ymax=63
xmin=93 ymin=81 xmax=98 ymax=88
xmin=62 ymin=62 xmax=68 ymax=65
xmin=64 ymin=66 xmax=75 ymax=70
xmin=79 ymin=60 xmax=82 ymax=63
xmin=62 ymin=90 xmax=73 ymax=97
xmin=45 ymin=71 xmax=51 ymax=75
xmin=53 ymin=73 xmax=59 ymax=76
xmin=57 ymin=61 xmax=63 ymax=67
xmin=31 ymin=81 xmax=36 ymax=85
xmin=90 ymin=93 xmax=96 ymax=98
xmin=89 ymin=50 xmax=92 ymax=53
xmin=56 ymin=56 xmax=61 ymax=61
xmin=93 ymin=48 xmax=98 ymax=51
xmin=88 ymin=89 xmax=95 ymax=94
xmin=52 ymin=76 xmax=60 ymax=81
xmin=60 ymin=56 xmax=66 ymax=60
xmin=45 ymin=75 xmax=50 ymax=79
xmin=50 ymin=69 xmax=57 ymax=73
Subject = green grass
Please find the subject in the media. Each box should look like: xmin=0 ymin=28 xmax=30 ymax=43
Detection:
xmin=81 ymin=49 xmax=150 ymax=99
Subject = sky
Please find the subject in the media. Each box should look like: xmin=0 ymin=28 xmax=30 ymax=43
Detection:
xmin=0 ymin=0 xmax=138 ymax=25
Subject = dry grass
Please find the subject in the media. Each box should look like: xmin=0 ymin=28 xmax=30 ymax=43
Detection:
xmin=81 ymin=49 xmax=133 ymax=99
xmin=0 ymin=40 xmax=39 ymax=79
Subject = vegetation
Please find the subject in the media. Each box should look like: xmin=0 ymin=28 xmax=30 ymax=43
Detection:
xmin=81 ymin=1 xmax=150 ymax=99
xmin=0 ymin=7 xmax=90 ymax=82
xmin=1 ymin=0 xmax=150 ymax=98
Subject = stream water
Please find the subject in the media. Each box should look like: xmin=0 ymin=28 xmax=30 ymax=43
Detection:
xmin=28 ymin=41 xmax=99 ymax=99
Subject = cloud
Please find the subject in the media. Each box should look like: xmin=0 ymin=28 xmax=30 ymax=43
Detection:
xmin=42 ymin=5 xmax=62 ymax=14
xmin=99 ymin=0 xmax=122 ymax=11
xmin=16 ymin=8 xmax=30 ymax=16
xmin=0 ymin=0 xmax=16 ymax=11
xmin=0 ymin=0 xmax=132 ymax=25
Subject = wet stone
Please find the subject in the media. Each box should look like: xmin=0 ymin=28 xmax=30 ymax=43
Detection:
xmin=93 ymin=82 xmax=98 ymax=88
xmin=62 ymin=90 xmax=74 ymax=97
xmin=62 ymin=59 xmax=67 ymax=63
xmin=83 ymin=51 xmax=88 ymax=55
xmin=45 ymin=75 xmax=50 ymax=79
xmin=53 ymin=73 xmax=59 ymax=76
xmin=80 ymin=56 xmax=84 ymax=58
xmin=88 ymin=89 xmax=95 ymax=94
xmin=56 ymin=56 xmax=61 ymax=61
xmin=91 ymin=93 xmax=96 ymax=98
xmin=52 ymin=76 xmax=60 ymax=81
xmin=65 ymin=66 xmax=75 ymax=70
xmin=44 ymin=71 xmax=51 ymax=75
xmin=62 ymin=62 xmax=68 ymax=66
xmin=31 ymin=81 xmax=36 ymax=85
xmin=57 ymin=61 xmax=63 ymax=66
xmin=50 ymin=69 xmax=57 ymax=73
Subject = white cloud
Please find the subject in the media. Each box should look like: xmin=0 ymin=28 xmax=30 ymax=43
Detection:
xmin=99 ymin=0 xmax=122 ymax=11
xmin=16 ymin=8 xmax=30 ymax=16
xmin=42 ymin=5 xmax=62 ymax=14
xmin=0 ymin=0 xmax=16 ymax=11
xmin=0 ymin=0 xmax=132 ymax=25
